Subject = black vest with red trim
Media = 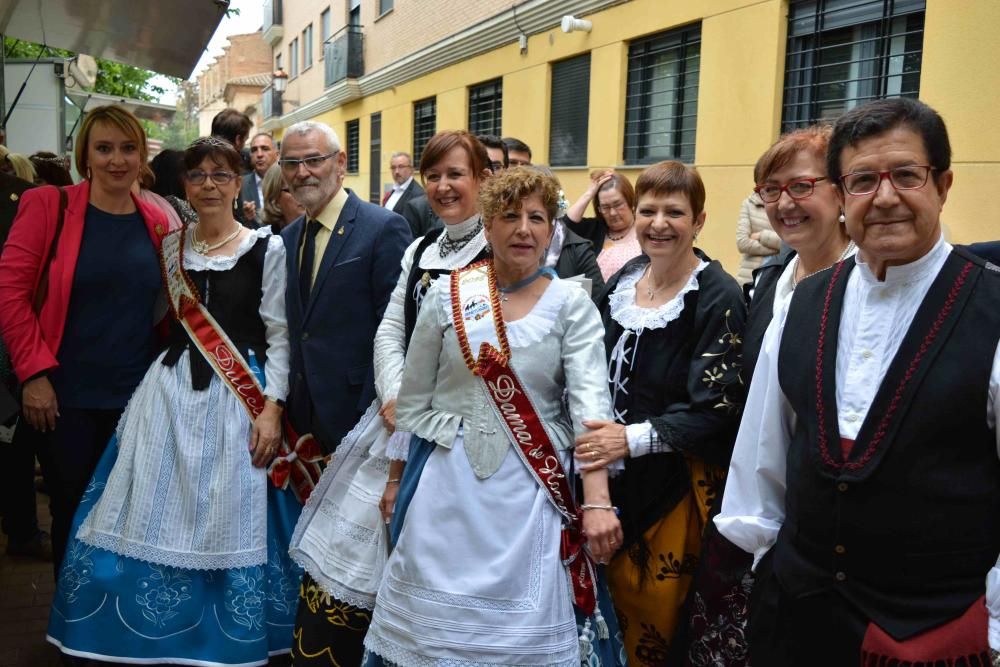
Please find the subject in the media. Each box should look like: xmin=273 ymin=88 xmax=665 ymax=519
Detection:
xmin=773 ymin=248 xmax=1000 ymax=640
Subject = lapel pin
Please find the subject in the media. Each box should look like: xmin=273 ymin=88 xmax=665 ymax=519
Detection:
xmin=9 ymin=193 xmax=18 ymax=202
xmin=337 ymin=226 xmax=344 ymax=235
xmin=155 ymin=224 xmax=164 ymax=235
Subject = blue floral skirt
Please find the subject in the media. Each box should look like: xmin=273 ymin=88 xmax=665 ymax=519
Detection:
xmin=46 ymin=435 xmax=303 ymax=666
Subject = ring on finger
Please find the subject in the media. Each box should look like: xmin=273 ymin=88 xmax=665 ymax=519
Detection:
xmin=591 ymin=451 xmax=597 ymax=460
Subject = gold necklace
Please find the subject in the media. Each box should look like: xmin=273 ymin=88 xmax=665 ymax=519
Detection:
xmin=791 ymin=240 xmax=856 ymax=288
xmin=192 ymin=223 xmax=242 ymax=254
xmin=642 ymin=258 xmax=699 ymax=301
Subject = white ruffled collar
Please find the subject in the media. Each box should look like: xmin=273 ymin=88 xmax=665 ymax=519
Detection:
xmin=609 ymin=260 xmax=708 ymax=331
xmin=438 ymin=275 xmax=573 ymax=349
xmin=183 ymin=225 xmax=274 ymax=271
xmin=418 ymin=215 xmax=487 ymax=271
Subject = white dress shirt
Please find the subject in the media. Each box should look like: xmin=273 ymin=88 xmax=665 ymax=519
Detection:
xmin=384 ymin=177 xmax=413 ymax=211
xmin=715 ymin=236 xmax=1000 ymax=647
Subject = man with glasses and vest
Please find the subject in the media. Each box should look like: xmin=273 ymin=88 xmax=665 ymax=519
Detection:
xmin=717 ymin=97 xmax=1000 ymax=665
xmin=279 ymin=121 xmax=411 ymax=454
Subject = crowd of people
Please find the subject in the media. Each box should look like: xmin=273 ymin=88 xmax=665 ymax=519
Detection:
xmin=0 ymin=94 xmax=998 ymax=667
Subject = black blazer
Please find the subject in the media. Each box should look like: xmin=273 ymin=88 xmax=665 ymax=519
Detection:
xmin=389 ymin=179 xmax=425 ymax=216
xmin=967 ymin=241 xmax=1000 ymax=265
xmin=282 ymin=189 xmax=412 ymax=452
xmin=401 ymin=194 xmax=443 ymax=239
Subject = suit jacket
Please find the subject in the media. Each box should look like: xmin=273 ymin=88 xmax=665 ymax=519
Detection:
xmin=967 ymin=241 xmax=1000 ymax=265
xmin=241 ymin=172 xmax=263 ymax=225
xmin=554 ymin=227 xmax=605 ymax=296
xmin=387 ymin=179 xmax=425 ymax=216
xmin=282 ymin=189 xmax=412 ymax=452
xmin=0 ymin=172 xmax=34 ymax=250
xmin=0 ymin=181 xmax=169 ymax=382
xmin=400 ymin=194 xmax=442 ymax=239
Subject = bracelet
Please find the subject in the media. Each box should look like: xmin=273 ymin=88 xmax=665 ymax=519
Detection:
xmin=266 ymin=397 xmax=285 ymax=408
xmin=580 ymin=503 xmax=619 ymax=514
xmin=387 ymin=478 xmax=402 ymax=485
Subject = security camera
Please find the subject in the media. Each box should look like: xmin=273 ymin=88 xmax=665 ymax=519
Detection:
xmin=561 ymin=15 xmax=592 ymax=33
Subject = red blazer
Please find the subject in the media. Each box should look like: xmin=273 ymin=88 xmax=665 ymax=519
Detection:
xmin=0 ymin=181 xmax=169 ymax=383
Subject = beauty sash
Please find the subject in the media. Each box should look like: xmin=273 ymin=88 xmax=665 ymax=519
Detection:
xmin=160 ymin=228 xmax=322 ymax=502
xmin=450 ymin=260 xmax=597 ymax=615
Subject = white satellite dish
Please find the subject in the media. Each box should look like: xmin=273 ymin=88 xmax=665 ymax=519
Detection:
xmin=67 ymin=54 xmax=99 ymax=90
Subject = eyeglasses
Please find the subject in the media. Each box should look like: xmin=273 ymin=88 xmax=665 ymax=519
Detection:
xmin=754 ymin=177 xmax=828 ymax=203
xmin=839 ymin=165 xmax=935 ymax=196
xmin=279 ymin=152 xmax=338 ymax=172
xmin=598 ymin=200 xmax=629 ymax=215
xmin=489 ymin=161 xmax=504 ymax=173
xmin=185 ymin=169 xmax=236 ymax=186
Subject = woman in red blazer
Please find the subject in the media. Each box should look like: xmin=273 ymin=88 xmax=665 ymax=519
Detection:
xmin=0 ymin=105 xmax=169 ymax=576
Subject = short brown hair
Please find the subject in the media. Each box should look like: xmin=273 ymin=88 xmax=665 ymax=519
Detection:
xmin=211 ymin=108 xmax=253 ymax=146
xmin=74 ymin=105 xmax=151 ymax=185
xmin=183 ymin=136 xmax=243 ymax=174
xmin=418 ymin=130 xmax=489 ymax=181
xmin=479 ymin=166 xmax=560 ymax=224
xmin=755 ymin=124 xmax=832 ymax=184
xmin=634 ymin=161 xmax=706 ymax=216
xmin=591 ymin=172 xmax=635 ymax=226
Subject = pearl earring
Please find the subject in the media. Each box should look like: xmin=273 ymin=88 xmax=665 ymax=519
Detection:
xmin=838 ymin=213 xmax=846 ymax=224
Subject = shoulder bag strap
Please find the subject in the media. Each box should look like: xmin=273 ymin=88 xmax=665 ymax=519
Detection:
xmin=32 ymin=187 xmax=67 ymax=314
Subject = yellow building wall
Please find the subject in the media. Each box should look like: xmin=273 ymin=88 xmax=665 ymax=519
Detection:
xmin=283 ymin=0 xmax=1000 ymax=272
xmin=920 ymin=0 xmax=1000 ymax=245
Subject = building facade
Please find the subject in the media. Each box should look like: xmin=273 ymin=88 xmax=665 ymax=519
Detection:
xmin=261 ymin=0 xmax=1000 ymax=271
xmin=197 ymin=32 xmax=274 ymax=137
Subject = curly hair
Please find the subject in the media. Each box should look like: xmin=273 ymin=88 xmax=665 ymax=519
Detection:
xmin=478 ymin=166 xmax=560 ymax=224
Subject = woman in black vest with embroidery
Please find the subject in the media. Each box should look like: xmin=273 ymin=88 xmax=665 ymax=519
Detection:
xmin=46 ymin=137 xmax=302 ymax=665
xmin=287 ymin=130 xmax=493 ymax=665
xmin=575 ymin=160 xmax=746 ymax=665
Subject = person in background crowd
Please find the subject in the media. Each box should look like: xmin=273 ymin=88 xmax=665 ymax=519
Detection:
xmin=211 ymin=108 xmax=256 ymax=228
xmin=288 ymin=130 xmax=491 ymax=666
xmin=364 ymin=166 xmax=626 ymax=666
xmin=242 ymin=132 xmax=277 ymax=224
xmin=46 ymin=135 xmax=302 ymax=665
xmin=532 ymin=164 xmax=604 ymax=294
xmin=149 ymin=148 xmax=197 ymax=226
xmin=0 ymin=147 xmax=37 ymax=183
xmin=563 ymin=169 xmax=643 ymax=281
xmin=260 ymin=162 xmax=303 ymax=233
xmin=677 ymin=124 xmax=856 ymax=665
xmin=0 ymin=169 xmax=47 ymax=561
xmin=0 ymin=105 xmax=170 ymax=578
xmin=28 ymin=152 xmax=73 ymax=187
xmin=281 ymin=120 xmax=410 ymax=455
xmin=383 ymin=151 xmax=425 ymax=219
xmin=578 ymin=160 xmax=746 ymax=665
xmin=477 ymin=134 xmax=508 ymax=173
xmin=735 ymin=178 xmax=780 ymax=285
xmin=502 ymin=136 xmax=532 ymax=167
xmin=718 ymin=97 xmax=1000 ymax=666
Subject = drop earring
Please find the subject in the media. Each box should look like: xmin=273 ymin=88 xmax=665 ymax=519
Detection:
xmin=838 ymin=212 xmax=846 ymax=224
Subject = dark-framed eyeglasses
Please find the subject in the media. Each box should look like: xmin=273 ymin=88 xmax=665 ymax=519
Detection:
xmin=597 ymin=200 xmax=629 ymax=215
xmin=185 ymin=169 xmax=236 ymax=186
xmin=839 ymin=165 xmax=935 ymax=196
xmin=278 ymin=152 xmax=339 ymax=172
xmin=754 ymin=177 xmax=828 ymax=203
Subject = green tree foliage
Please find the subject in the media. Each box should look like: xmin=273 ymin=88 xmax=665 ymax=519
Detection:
xmin=4 ymin=37 xmax=169 ymax=102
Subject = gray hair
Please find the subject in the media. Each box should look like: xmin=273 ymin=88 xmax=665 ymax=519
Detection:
xmin=282 ymin=121 xmax=341 ymax=155
xmin=390 ymin=151 xmax=412 ymax=163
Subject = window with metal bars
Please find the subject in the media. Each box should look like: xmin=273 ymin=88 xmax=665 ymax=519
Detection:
xmin=781 ymin=0 xmax=925 ymax=132
xmin=623 ymin=23 xmax=701 ymax=165
xmin=346 ymin=119 xmax=360 ymax=174
xmin=369 ymin=112 xmax=382 ymax=204
xmin=468 ymin=79 xmax=503 ymax=137
xmin=413 ymin=97 xmax=437 ymax=168
xmin=549 ymin=55 xmax=591 ymax=167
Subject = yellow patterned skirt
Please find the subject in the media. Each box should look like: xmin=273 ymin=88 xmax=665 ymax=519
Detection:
xmin=608 ymin=459 xmax=720 ymax=666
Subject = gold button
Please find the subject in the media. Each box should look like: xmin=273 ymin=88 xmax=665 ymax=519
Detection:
xmin=835 ymin=571 xmax=847 ymax=582
xmin=834 ymin=544 xmax=846 ymax=554
xmin=837 ymin=482 xmax=848 ymax=492
xmin=862 ymin=350 xmax=873 ymax=359
xmin=9 ymin=193 xmax=18 ymax=202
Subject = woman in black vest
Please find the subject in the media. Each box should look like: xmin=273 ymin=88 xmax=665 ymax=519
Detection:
xmin=576 ymin=160 xmax=746 ymax=665
xmin=287 ymin=130 xmax=493 ymax=665
xmin=46 ymin=137 xmax=301 ymax=664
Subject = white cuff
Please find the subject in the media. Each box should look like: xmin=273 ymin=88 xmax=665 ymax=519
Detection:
xmin=626 ymin=421 xmax=670 ymax=457
xmin=386 ymin=431 xmax=412 ymax=461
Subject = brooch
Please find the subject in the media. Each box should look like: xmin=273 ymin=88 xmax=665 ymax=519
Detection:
xmin=9 ymin=193 xmax=18 ymax=202
xmin=421 ymin=272 xmax=431 ymax=288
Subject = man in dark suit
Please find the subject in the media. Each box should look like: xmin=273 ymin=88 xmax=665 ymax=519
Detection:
xmin=240 ymin=133 xmax=277 ymax=225
xmin=211 ymin=108 xmax=258 ymax=228
xmin=280 ymin=121 xmax=411 ymax=453
xmin=967 ymin=241 xmax=1000 ymax=265
xmin=382 ymin=151 xmax=424 ymax=216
